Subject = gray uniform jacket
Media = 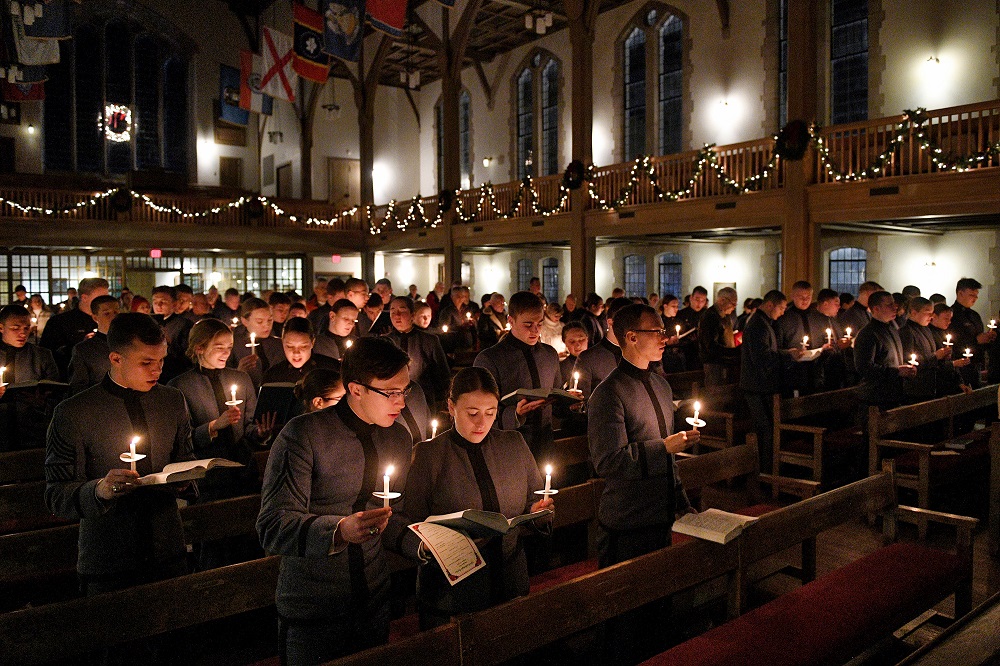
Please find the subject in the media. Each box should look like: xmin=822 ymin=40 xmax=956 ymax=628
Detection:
xmin=387 ymin=327 xmax=451 ymax=408
xmin=67 ymin=332 xmax=111 ymax=395
xmin=0 ymin=341 xmax=60 ymax=450
xmin=573 ymin=338 xmax=621 ymax=398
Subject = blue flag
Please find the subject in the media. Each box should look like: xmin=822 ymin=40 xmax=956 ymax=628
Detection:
xmin=219 ymin=64 xmax=249 ymax=126
xmin=19 ymin=0 xmax=72 ymax=39
xmin=322 ymin=0 xmax=364 ymax=62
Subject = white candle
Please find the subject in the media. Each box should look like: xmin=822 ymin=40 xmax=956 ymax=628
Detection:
xmin=544 ymin=464 xmax=552 ymax=495
xmin=382 ymin=465 xmax=394 ymax=508
xmin=826 ymin=328 xmax=833 ymax=344
xmin=442 ymin=325 xmax=449 ymax=333
xmin=675 ymin=324 xmax=681 ymax=337
xmin=505 ymin=323 xmax=511 ymax=331
xmin=345 ymin=339 xmax=353 ymax=349
xmin=249 ymin=331 xmax=257 ymax=352
xmin=231 ymin=317 xmax=239 ymax=327
xmin=801 ymin=335 xmax=809 ymax=349
xmin=693 ymin=401 xmax=701 ymax=423
xmin=129 ymin=435 xmax=139 ymax=472
xmin=466 ymin=312 xmax=472 ymax=320
xmin=963 ymin=348 xmax=973 ymax=359
xmin=430 ymin=419 xmax=438 ymax=439
xmin=0 ymin=365 xmax=5 ymax=385
xmin=845 ymin=327 xmax=852 ymax=339
xmin=230 ymin=384 xmax=237 ymax=404
xmin=909 ymin=353 xmax=918 ymax=366
xmin=31 ymin=316 xmax=37 ymax=325
xmin=944 ymin=333 xmax=952 ymax=347
xmin=572 ymin=371 xmax=580 ymax=391
xmin=990 ymin=319 xmax=997 ymax=330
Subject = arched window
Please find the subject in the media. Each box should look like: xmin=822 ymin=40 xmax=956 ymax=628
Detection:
xmin=622 ymin=7 xmax=685 ymax=161
xmin=517 ymin=258 xmax=533 ymax=292
xmin=436 ymin=91 xmax=472 ymax=190
xmin=542 ymin=258 xmax=559 ymax=303
xmin=43 ymin=18 xmax=188 ymax=175
xmin=830 ymin=0 xmax=868 ymax=124
xmin=657 ymin=252 xmax=682 ymax=298
xmin=624 ymin=254 xmax=647 ymax=298
xmin=514 ymin=51 xmax=561 ymax=179
xmin=829 ymin=247 xmax=867 ymax=296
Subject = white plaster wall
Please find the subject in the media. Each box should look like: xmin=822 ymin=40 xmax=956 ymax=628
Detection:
xmin=313 ymin=254 xmax=362 ymax=278
xmin=379 ymin=253 xmax=443 ymax=294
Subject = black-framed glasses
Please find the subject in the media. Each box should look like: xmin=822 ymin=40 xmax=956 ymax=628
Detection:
xmin=632 ymin=328 xmax=669 ymax=337
xmin=359 ymin=383 xmax=412 ymax=399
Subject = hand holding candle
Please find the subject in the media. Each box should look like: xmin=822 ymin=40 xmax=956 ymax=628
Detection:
xmin=845 ymin=327 xmax=852 ymax=340
xmin=963 ymin=348 xmax=973 ymax=359
xmin=685 ymin=400 xmax=706 ymax=430
xmin=535 ymin=463 xmax=559 ymax=499
xmin=826 ymin=328 xmax=833 ymax=345
xmin=247 ymin=331 xmax=258 ymax=352
xmin=226 ymin=383 xmax=243 ymax=406
xmin=675 ymin=324 xmax=681 ymax=337
xmin=990 ymin=319 xmax=997 ymax=330
xmin=909 ymin=353 xmax=919 ymax=367
xmin=119 ymin=435 xmax=145 ymax=472
xmin=801 ymin=335 xmax=809 ymax=349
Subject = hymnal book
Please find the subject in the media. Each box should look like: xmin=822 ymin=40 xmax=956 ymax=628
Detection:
xmin=795 ymin=348 xmax=823 ymax=362
xmin=671 ymin=508 xmax=758 ymax=544
xmin=500 ymin=388 xmax=584 ymax=407
xmin=1 ymin=379 xmax=69 ymax=396
xmin=407 ymin=522 xmax=485 ymax=586
xmin=255 ymin=382 xmax=298 ymax=425
xmin=138 ymin=458 xmax=243 ymax=485
xmin=424 ymin=508 xmax=553 ymax=538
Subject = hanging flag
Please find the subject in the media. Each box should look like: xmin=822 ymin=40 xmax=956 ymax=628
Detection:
xmin=239 ymin=50 xmax=273 ymax=115
xmin=0 ymin=62 xmax=47 ymax=84
xmin=365 ymin=0 xmax=406 ymax=37
xmin=322 ymin=0 xmax=363 ymax=62
xmin=260 ymin=26 xmax=297 ymax=102
xmin=219 ymin=64 xmax=249 ymax=126
xmin=8 ymin=13 xmax=60 ymax=65
xmin=293 ymin=3 xmax=330 ymax=83
xmin=19 ymin=0 xmax=72 ymax=40
xmin=2 ymin=80 xmax=43 ymax=101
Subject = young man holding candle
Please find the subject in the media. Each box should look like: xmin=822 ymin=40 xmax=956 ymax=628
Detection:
xmin=0 ymin=304 xmax=61 ymax=451
xmin=314 ymin=298 xmax=360 ymax=361
xmin=150 ymin=285 xmax=194 ymax=383
xmin=257 ymin=336 xmax=420 ymax=664
xmin=39 ymin=276 xmax=110 ymax=378
xmin=698 ymin=286 xmax=740 ymax=387
xmin=572 ymin=297 xmax=630 ymax=399
xmin=899 ymin=297 xmax=970 ymax=400
xmin=588 ymin=303 xmax=699 ymax=665
xmin=67 ymin=294 xmax=120 ymax=395
xmin=44 ymin=312 xmax=194 ymax=594
xmin=805 ymin=289 xmax=851 ymax=391
xmin=950 ymin=277 xmax=996 ymax=389
xmin=386 ymin=296 xmax=451 ymax=410
xmin=473 ymin=291 xmax=566 ymax=462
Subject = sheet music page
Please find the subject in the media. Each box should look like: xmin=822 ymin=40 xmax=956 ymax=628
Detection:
xmin=408 ymin=522 xmax=486 ymax=586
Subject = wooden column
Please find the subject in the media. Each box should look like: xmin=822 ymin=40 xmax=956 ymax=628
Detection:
xmin=567 ymin=0 xmax=599 ymax=300
xmin=781 ymin=0 xmax=820 ymax=291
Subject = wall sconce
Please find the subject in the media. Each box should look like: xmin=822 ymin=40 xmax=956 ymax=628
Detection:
xmin=26 ymin=123 xmax=34 ymax=135
xmin=482 ymin=156 xmax=492 ymax=168
xmin=267 ymin=131 xmax=283 ymax=144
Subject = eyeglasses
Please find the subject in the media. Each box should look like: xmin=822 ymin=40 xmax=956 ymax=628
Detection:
xmin=358 ymin=383 xmax=412 ymax=400
xmin=632 ymin=328 xmax=669 ymax=337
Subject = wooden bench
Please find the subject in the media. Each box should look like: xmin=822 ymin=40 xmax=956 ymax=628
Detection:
xmin=772 ymin=386 xmax=862 ymax=483
xmin=682 ymin=383 xmax=752 ymax=453
xmin=662 ymin=369 xmax=704 ymax=399
xmin=0 ymin=447 xmax=45 ymax=484
xmin=988 ymin=422 xmax=1000 ymax=557
xmin=644 ymin=465 xmax=977 ymax=666
xmin=870 ymin=384 xmax=998 ymax=537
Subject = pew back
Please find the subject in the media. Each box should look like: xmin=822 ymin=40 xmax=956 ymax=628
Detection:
xmin=0 ymin=448 xmax=45 ymax=484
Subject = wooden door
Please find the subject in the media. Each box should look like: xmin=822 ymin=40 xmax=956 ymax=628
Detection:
xmin=276 ymin=162 xmax=293 ymax=199
xmin=327 ymin=157 xmax=360 ymax=209
xmin=219 ymin=156 xmax=242 ymax=189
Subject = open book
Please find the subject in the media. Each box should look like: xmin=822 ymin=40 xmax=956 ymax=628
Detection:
xmin=500 ymin=388 xmax=584 ymax=407
xmin=424 ymin=508 xmax=553 ymax=538
xmin=255 ymin=382 xmax=299 ymax=425
xmin=671 ymin=508 xmax=758 ymax=544
xmin=139 ymin=458 xmax=243 ymax=485
xmin=795 ymin=348 xmax=824 ymax=362
xmin=1 ymin=379 xmax=69 ymax=396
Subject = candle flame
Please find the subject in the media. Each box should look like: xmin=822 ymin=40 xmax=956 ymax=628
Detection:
xmin=573 ymin=371 xmax=580 ymax=380
xmin=442 ymin=325 xmax=449 ymax=332
xmin=545 ymin=464 xmax=552 ymax=475
xmin=230 ymin=384 xmax=237 ymax=393
xmin=345 ymin=339 xmax=353 ymax=348
xmin=385 ymin=465 xmax=394 ymax=476
xmin=845 ymin=327 xmax=852 ymax=336
xmin=431 ymin=418 xmax=438 ymax=428
xmin=693 ymin=401 xmax=701 ymax=411
xmin=131 ymin=435 xmax=140 ymax=446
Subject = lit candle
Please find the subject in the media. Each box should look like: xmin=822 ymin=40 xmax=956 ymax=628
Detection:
xmin=231 ymin=317 xmax=239 ymax=327
xmin=845 ymin=327 xmax=852 ymax=339
xmin=345 ymin=339 xmax=353 ymax=348
xmin=466 ymin=311 xmax=472 ymax=321
xmin=442 ymin=325 xmax=449 ymax=333
xmin=129 ymin=435 xmax=139 ymax=472
xmin=505 ymin=323 xmax=511 ymax=331
xmin=693 ymin=401 xmax=701 ymax=423
xmin=544 ymin=464 xmax=552 ymax=496
xmin=675 ymin=324 xmax=681 ymax=337
xmin=430 ymin=418 xmax=438 ymax=439
xmin=944 ymin=333 xmax=953 ymax=347
xmin=801 ymin=335 xmax=809 ymax=349
xmin=990 ymin=319 xmax=997 ymax=330
xmin=0 ymin=365 xmax=5 ymax=385
xmin=230 ymin=384 xmax=237 ymax=404
xmin=31 ymin=316 xmax=37 ymax=325
xmin=249 ymin=331 xmax=257 ymax=352
xmin=963 ymin=348 xmax=973 ymax=359
xmin=572 ymin=371 xmax=580 ymax=391
xmin=826 ymin=328 xmax=833 ymax=344
xmin=382 ymin=465 xmax=394 ymax=508
xmin=909 ymin=353 xmax=918 ymax=367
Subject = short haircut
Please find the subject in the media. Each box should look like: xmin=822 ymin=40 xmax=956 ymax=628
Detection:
xmin=893 ymin=293 xmax=907 ymax=308
xmin=374 ymin=278 xmax=392 ymax=289
xmin=281 ymin=315 xmax=314 ymax=339
xmin=78 ymin=277 xmax=110 ymax=297
xmin=743 ymin=297 xmax=755 ymax=308
xmin=508 ymin=291 xmax=545 ymax=319
xmin=268 ymin=292 xmax=292 ymax=306
xmin=762 ymin=290 xmax=787 ymax=306
xmin=956 ymin=277 xmax=982 ymax=292
xmin=561 ymin=321 xmax=587 ymax=341
xmin=175 ymin=283 xmax=193 ymax=296
xmin=365 ymin=294 xmax=383 ymax=309
xmin=331 ymin=298 xmax=359 ymax=315
xmin=868 ymin=291 xmax=894 ymax=309
xmin=816 ymin=288 xmax=839 ymax=304
xmin=151 ymin=285 xmax=176 ymax=300
xmin=612 ymin=303 xmax=657 ymax=343
xmin=341 ymin=336 xmax=409 ymax=387
xmin=130 ymin=296 xmax=150 ymax=312
xmin=750 ymin=298 xmax=763 ymax=309
xmin=224 ymin=288 xmax=240 ymax=298
xmin=791 ymin=280 xmax=812 ymax=292
xmin=90 ymin=294 xmax=119 ymax=311
xmin=414 ymin=303 xmax=431 ymax=315
xmin=108 ymin=313 xmax=165 ymax=353
xmin=0 ymin=303 xmax=30 ymax=323
xmin=858 ymin=281 xmax=883 ymax=296
xmin=390 ymin=296 xmax=415 ymax=313
xmin=840 ymin=292 xmax=855 ymax=306
xmin=289 ymin=302 xmax=308 ymax=315
xmin=545 ymin=302 xmax=562 ymax=317
xmin=326 ymin=277 xmax=346 ymax=293
xmin=908 ymin=296 xmax=932 ymax=314
xmin=450 ymin=284 xmax=470 ymax=297
xmin=605 ymin=297 xmax=632 ymax=322
xmin=294 ymin=367 xmax=343 ymax=403
xmin=716 ymin=287 xmax=738 ymax=303
xmin=186 ymin=318 xmax=232 ymax=361
xmin=449 ymin=366 xmax=499 ymax=402
xmin=661 ymin=293 xmax=679 ymax=305
xmin=14 ymin=284 xmax=25 ymax=292
xmin=691 ymin=285 xmax=708 ymax=297
xmin=933 ymin=303 xmax=952 ymax=315
xmin=344 ymin=277 xmax=368 ymax=294
xmin=901 ymin=285 xmax=921 ymax=298
xmin=239 ymin=297 xmax=269 ymax=319
xmin=929 ymin=293 xmax=947 ymax=305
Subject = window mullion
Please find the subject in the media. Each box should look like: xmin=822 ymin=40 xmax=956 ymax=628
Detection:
xmin=645 ymin=27 xmax=657 ymax=158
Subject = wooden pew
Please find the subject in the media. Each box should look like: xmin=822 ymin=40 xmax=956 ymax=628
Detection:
xmin=0 ymin=447 xmax=45 ymax=484
xmin=662 ymin=369 xmax=703 ymax=399
xmin=772 ymin=386 xmax=861 ymax=483
xmin=989 ymin=422 xmax=1000 ymax=557
xmin=647 ymin=464 xmax=977 ymax=666
xmin=684 ymin=383 xmax=751 ymax=453
xmin=869 ymin=384 xmax=998 ymax=537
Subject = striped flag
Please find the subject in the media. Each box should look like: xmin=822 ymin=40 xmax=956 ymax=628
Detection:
xmin=239 ymin=50 xmax=273 ymax=115
xmin=260 ymin=27 xmax=297 ymax=102
xmin=293 ymin=3 xmax=330 ymax=83
xmin=365 ymin=0 xmax=406 ymax=37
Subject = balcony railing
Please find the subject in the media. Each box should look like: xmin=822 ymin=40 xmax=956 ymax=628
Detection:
xmin=814 ymin=100 xmax=1000 ymax=182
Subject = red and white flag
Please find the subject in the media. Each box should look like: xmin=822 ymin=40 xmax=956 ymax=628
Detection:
xmin=260 ymin=27 xmax=297 ymax=102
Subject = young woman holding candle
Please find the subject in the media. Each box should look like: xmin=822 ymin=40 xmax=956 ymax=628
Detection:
xmin=228 ymin=297 xmax=282 ymax=389
xmin=261 ymin=316 xmax=340 ymax=384
xmin=403 ymin=366 xmax=553 ymax=630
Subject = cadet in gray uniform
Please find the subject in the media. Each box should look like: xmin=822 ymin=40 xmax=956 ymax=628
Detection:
xmin=67 ymin=294 xmax=119 ymax=395
xmin=386 ymin=296 xmax=451 ymax=409
xmin=0 ymin=304 xmax=61 ymax=451
xmin=573 ymin=297 xmax=630 ymax=398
